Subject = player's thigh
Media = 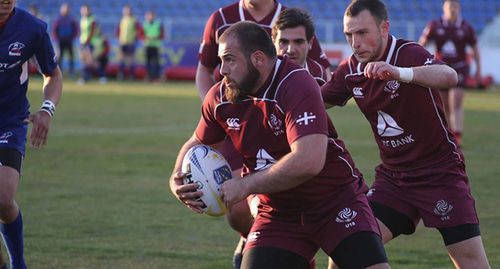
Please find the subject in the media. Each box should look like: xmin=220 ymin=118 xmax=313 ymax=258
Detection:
xmin=445 ymin=235 xmax=490 ymax=268
xmin=329 ymin=231 xmax=388 ymax=269
xmin=242 ymin=246 xmax=309 ymax=269
xmin=0 ymin=148 xmax=22 ymax=203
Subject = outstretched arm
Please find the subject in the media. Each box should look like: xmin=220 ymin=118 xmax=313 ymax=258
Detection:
xmin=363 ymin=61 xmax=458 ymax=89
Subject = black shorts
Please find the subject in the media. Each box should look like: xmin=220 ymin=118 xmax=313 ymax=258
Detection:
xmin=0 ymin=147 xmax=23 ymax=173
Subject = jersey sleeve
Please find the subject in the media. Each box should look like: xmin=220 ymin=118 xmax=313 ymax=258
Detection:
xmin=34 ymin=23 xmax=58 ymax=76
xmin=194 ymin=85 xmax=227 ymax=145
xmin=278 ymin=71 xmax=328 ymax=145
xmin=308 ymin=36 xmax=331 ymax=69
xmin=398 ymin=43 xmax=443 ymax=67
xmin=320 ymin=61 xmax=352 ymax=106
xmin=198 ymin=11 xmax=221 ymax=69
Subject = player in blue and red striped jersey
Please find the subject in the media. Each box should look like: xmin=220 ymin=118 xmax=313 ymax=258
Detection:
xmin=0 ymin=1 xmax=63 ymax=268
xmin=321 ymin=1 xmax=490 ymax=268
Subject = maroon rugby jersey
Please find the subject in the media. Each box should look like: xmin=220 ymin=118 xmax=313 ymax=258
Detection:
xmin=305 ymin=57 xmax=328 ymax=86
xmin=199 ymin=0 xmax=330 ymax=69
xmin=420 ymin=17 xmax=477 ymax=69
xmin=322 ymin=36 xmax=463 ymax=171
xmin=195 ymin=58 xmax=363 ymax=212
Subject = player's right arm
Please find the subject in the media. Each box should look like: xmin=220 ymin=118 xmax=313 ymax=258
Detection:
xmin=195 ymin=62 xmax=216 ymax=100
xmin=418 ymin=21 xmax=434 ymax=46
xmin=196 ymin=11 xmax=221 ymax=100
xmin=321 ymin=62 xmax=353 ymax=109
xmin=169 ymin=134 xmax=205 ymax=212
xmin=170 ymin=85 xmax=227 ymax=211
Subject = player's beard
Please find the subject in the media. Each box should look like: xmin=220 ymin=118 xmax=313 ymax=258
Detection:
xmin=224 ymin=61 xmax=260 ymax=102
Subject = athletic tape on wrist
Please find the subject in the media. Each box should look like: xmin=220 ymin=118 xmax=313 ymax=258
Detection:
xmin=398 ymin=67 xmax=414 ymax=83
xmin=40 ymin=100 xmax=56 ymax=117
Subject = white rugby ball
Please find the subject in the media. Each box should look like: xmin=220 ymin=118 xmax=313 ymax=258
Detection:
xmin=181 ymin=145 xmax=232 ymax=216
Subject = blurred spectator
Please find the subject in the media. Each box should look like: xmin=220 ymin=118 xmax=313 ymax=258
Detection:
xmin=117 ymin=5 xmax=142 ymax=80
xmin=92 ymin=34 xmax=110 ymax=84
xmin=27 ymin=4 xmax=45 ymax=21
xmin=52 ymin=3 xmax=79 ymax=76
xmin=78 ymin=4 xmax=100 ymax=84
xmin=142 ymin=10 xmax=164 ymax=82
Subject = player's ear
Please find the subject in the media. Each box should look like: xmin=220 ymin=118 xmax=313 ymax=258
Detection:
xmin=251 ymin=51 xmax=265 ymax=67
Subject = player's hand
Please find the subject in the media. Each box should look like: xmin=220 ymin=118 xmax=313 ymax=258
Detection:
xmin=170 ymin=171 xmax=204 ymax=213
xmin=25 ymin=110 xmax=52 ymax=148
xmin=364 ymin=61 xmax=399 ymax=81
xmin=221 ymin=177 xmax=248 ymax=209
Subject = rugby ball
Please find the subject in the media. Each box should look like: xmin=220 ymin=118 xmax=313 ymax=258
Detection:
xmin=181 ymin=145 xmax=232 ymax=216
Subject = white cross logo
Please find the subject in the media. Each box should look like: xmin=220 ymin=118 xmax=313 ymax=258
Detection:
xmin=296 ymin=112 xmax=316 ymax=126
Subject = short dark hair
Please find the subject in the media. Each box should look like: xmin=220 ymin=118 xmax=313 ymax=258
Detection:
xmin=272 ymin=8 xmax=315 ymax=41
xmin=219 ymin=21 xmax=276 ymax=59
xmin=345 ymin=0 xmax=388 ymax=24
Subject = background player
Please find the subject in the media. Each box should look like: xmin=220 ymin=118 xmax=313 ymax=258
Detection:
xmin=0 ymin=1 xmax=63 ymax=268
xmin=170 ymin=21 xmax=389 ymax=269
xmin=321 ymin=1 xmax=491 ymax=268
xmin=196 ymin=0 xmax=331 ymax=99
xmin=271 ymin=8 xmax=328 ymax=86
xmin=418 ymin=0 xmax=482 ymax=147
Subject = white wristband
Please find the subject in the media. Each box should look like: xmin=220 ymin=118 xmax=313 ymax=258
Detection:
xmin=40 ymin=100 xmax=56 ymax=117
xmin=398 ymin=67 xmax=414 ymax=83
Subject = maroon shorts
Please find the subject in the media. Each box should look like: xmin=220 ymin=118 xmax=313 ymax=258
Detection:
xmin=368 ymin=160 xmax=479 ymax=229
xmin=244 ymin=184 xmax=380 ymax=262
xmin=213 ymin=138 xmax=244 ymax=171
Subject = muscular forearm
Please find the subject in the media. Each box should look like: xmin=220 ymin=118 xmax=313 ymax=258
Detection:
xmin=42 ymin=67 xmax=63 ymax=104
xmin=411 ymin=64 xmax=458 ymax=89
xmin=242 ymin=134 xmax=327 ymax=195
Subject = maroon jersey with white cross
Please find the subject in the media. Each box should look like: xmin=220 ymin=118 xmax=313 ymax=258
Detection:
xmin=195 ymin=58 xmax=363 ymax=211
xmin=199 ymin=0 xmax=330 ymax=70
xmin=322 ymin=35 xmax=463 ymax=171
xmin=420 ymin=17 xmax=477 ymax=69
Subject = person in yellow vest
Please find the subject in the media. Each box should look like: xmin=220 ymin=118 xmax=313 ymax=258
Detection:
xmin=79 ymin=4 xmax=99 ymax=84
xmin=116 ymin=5 xmax=143 ymax=80
xmin=143 ymin=10 xmax=164 ymax=82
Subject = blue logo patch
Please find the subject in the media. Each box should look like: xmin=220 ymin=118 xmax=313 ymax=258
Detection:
xmin=213 ymin=165 xmax=232 ymax=184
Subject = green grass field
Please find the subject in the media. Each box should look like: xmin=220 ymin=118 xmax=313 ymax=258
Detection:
xmin=9 ymin=78 xmax=499 ymax=268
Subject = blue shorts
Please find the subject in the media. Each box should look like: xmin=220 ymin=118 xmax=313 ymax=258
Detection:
xmin=0 ymin=124 xmax=28 ymax=156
